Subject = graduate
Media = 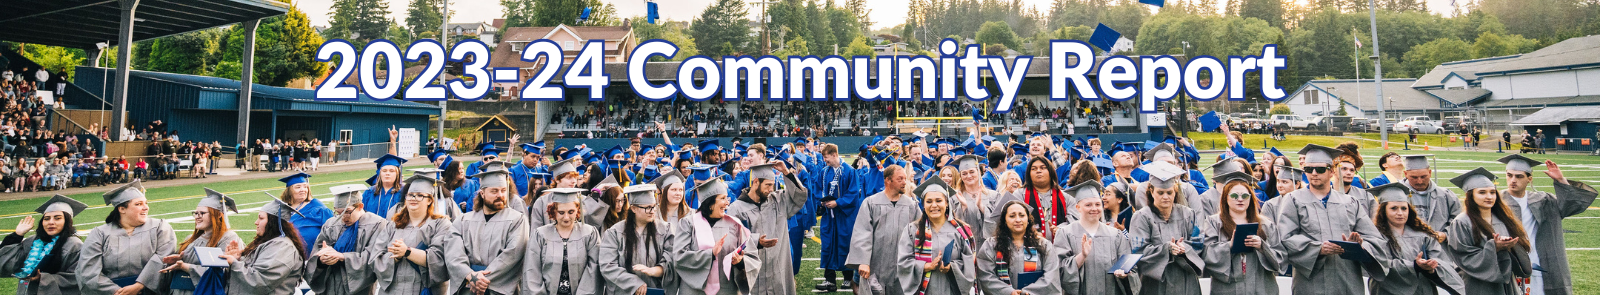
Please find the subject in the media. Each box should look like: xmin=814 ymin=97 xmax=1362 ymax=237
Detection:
xmin=1369 ymin=152 xmax=1405 ymax=187
xmin=0 ymin=195 xmax=86 ymax=295
xmin=471 ymin=162 xmax=530 ymax=215
xmin=465 ymin=142 xmax=504 ymax=177
xmin=1011 ymin=157 xmax=1074 ymax=240
xmin=372 ymin=174 xmax=466 ymax=295
xmin=723 ymin=162 xmax=809 ymax=295
xmin=951 ymin=155 xmax=998 ymax=246
xmin=588 ymin=176 xmax=625 ymax=230
xmin=812 ymin=143 xmax=860 ymax=293
xmin=528 ymin=158 xmax=584 ymax=229
xmin=1052 ymin=182 xmax=1138 ymax=295
xmin=845 ymin=165 xmax=921 ymax=295
xmin=220 ymin=198 xmax=309 ymax=295
xmin=277 ymin=172 xmax=336 ymax=256
xmin=452 ymin=169 xmax=529 ymax=295
xmin=524 ymin=187 xmax=603 ymax=295
xmin=1196 ymin=156 xmax=1252 ymax=216
xmin=894 ymin=176 xmax=975 ymax=295
xmin=1126 ymin=161 xmax=1204 ymax=295
xmin=600 ymin=184 xmax=678 ymax=295
xmin=652 ymin=169 xmax=694 ymax=230
xmin=78 ymin=179 xmax=176 ymax=295
xmin=1498 ymin=154 xmax=1597 ymax=295
xmin=670 ymin=178 xmax=762 ymax=295
xmin=1201 ymin=171 xmax=1283 ymax=295
xmin=1129 ymin=144 xmax=1201 ymax=210
xmin=307 ymin=184 xmax=394 ymax=295
xmin=975 ymin=201 xmax=1060 ymax=295
xmin=149 ymin=188 xmax=242 ymax=295
xmin=1400 ymin=155 xmax=1463 ymax=239
xmin=1332 ymin=144 xmax=1374 ymax=217
xmin=1367 ymin=183 xmax=1466 ymax=295
xmin=1445 ymin=168 xmax=1534 ymax=295
xmin=510 ymin=141 xmax=551 ymax=197
xmin=1276 ymin=144 xmax=1387 ymax=295
xmin=363 ymin=154 xmax=409 ymax=218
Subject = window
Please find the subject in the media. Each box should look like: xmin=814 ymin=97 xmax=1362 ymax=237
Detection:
xmin=1304 ymin=90 xmax=1320 ymax=105
xmin=564 ymin=41 xmax=575 ymax=50
xmin=339 ymin=130 xmax=353 ymax=143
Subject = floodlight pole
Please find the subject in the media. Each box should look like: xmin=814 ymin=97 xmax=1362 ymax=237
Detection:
xmin=438 ymin=0 xmax=449 ymax=151
xmin=1368 ymin=0 xmax=1388 ymax=147
xmin=109 ymin=0 xmax=139 ymax=142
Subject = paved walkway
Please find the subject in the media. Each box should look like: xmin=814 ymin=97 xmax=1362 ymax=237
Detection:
xmin=0 ymin=155 xmax=478 ymax=202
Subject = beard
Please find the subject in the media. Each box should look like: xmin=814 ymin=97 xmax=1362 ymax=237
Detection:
xmin=484 ymin=196 xmax=508 ymax=211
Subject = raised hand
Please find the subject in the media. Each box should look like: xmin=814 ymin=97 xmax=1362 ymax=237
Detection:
xmin=388 ymin=126 xmax=398 ymax=142
xmin=223 ymin=240 xmax=244 ymax=256
xmin=1545 ymin=160 xmax=1567 ymax=184
xmin=14 ymin=215 xmax=32 ymax=234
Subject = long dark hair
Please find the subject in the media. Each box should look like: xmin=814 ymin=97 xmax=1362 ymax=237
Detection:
xmin=1464 ymin=189 xmax=1530 ymax=250
xmin=33 ymin=213 xmax=76 ymax=242
xmin=599 ymin=186 xmax=625 ymax=229
xmin=1263 ymin=158 xmax=1294 ymax=200
xmin=994 ymin=201 xmax=1044 ymax=264
xmin=103 ymin=202 xmax=130 ymax=226
xmin=1065 ymin=159 xmax=1101 ymax=187
xmin=621 ymin=204 xmax=661 ymax=270
xmin=243 ymin=213 xmax=307 ymax=260
xmin=441 ymin=161 xmax=465 ymax=189
xmin=1021 ymin=157 xmax=1060 ymax=191
xmin=1374 ymin=201 xmax=1444 ymax=252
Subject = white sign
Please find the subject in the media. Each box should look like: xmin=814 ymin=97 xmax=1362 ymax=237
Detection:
xmin=1146 ymin=113 xmax=1168 ymax=127
xmin=36 ymin=92 xmax=53 ymax=105
xmin=398 ymin=128 xmax=420 ymax=158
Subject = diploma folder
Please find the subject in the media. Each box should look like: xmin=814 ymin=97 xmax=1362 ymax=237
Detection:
xmin=1231 ymin=223 xmax=1259 ymax=254
xmin=941 ymin=240 xmax=956 ymax=266
xmin=194 ymin=246 xmax=230 ymax=267
xmin=1014 ymin=271 xmax=1044 ymax=289
xmin=1108 ymin=254 xmax=1140 ymax=274
xmin=1329 ymin=241 xmax=1375 ymax=263
xmin=647 ymin=288 xmax=665 ymax=295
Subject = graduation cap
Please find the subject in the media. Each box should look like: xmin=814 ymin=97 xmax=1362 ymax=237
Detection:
xmin=1066 ymin=180 xmax=1104 ymax=202
xmin=375 ymin=154 xmax=407 ymax=169
xmin=577 ymin=6 xmax=593 ymax=22
xmin=749 ymin=163 xmax=781 ymax=180
xmin=584 ymin=153 xmax=605 ymax=168
xmin=1010 ymin=143 xmax=1028 ymax=157
xmin=1497 ymin=154 xmax=1542 ymax=173
xmin=646 ymin=1 xmax=659 ymax=24
xmin=970 ymin=103 xmax=985 ymax=121
xmin=36 ymin=195 xmax=87 ymax=217
xmin=955 ymin=155 xmax=984 ymax=171
xmin=693 ymin=177 xmax=728 ymax=198
xmin=1209 ymin=157 xmax=1247 ymax=177
xmin=1089 ymin=23 xmax=1122 ymax=52
xmin=1092 ymin=157 xmax=1115 ymax=170
xmin=551 ymin=158 xmax=581 ymax=176
xmin=404 ymin=174 xmax=441 ymax=195
xmin=623 ymin=184 xmax=658 ymax=206
xmin=428 ymin=149 xmax=449 ymax=163
xmin=1267 ymin=147 xmax=1284 ymax=157
xmin=1052 ymin=135 xmax=1065 ymax=146
xmin=906 ymin=135 xmax=926 ymax=146
xmin=1198 ymin=111 xmax=1222 ymax=132
xmin=330 ymin=184 xmax=369 ymax=209
xmin=652 ymin=169 xmax=687 ymax=190
xmin=1449 ymin=167 xmax=1498 ymax=192
xmin=693 ymin=140 xmax=718 ymax=154
xmin=479 ymin=161 xmax=511 ymax=173
xmin=960 ymin=138 xmax=979 ymax=151
xmin=949 ymin=149 xmax=968 ymax=157
xmin=364 ymin=175 xmax=378 ymax=186
xmin=279 ymin=172 xmax=311 ymax=187
xmin=1144 ymin=143 xmax=1178 ymax=161
xmin=436 ymin=155 xmax=455 ymax=171
xmin=258 ymin=197 xmax=305 ymax=220
xmin=794 ymin=137 xmax=811 ymax=145
xmin=479 ymin=142 xmax=504 ymax=158
xmin=561 ymin=148 xmax=590 ymax=160
xmin=198 ymin=188 xmax=239 ymax=213
xmin=1297 ymin=144 xmax=1343 ymax=165
xmin=605 ymin=145 xmax=630 ymax=160
xmin=472 ymin=170 xmax=512 ymax=188
xmin=1143 ymin=161 xmax=1186 ymax=190
xmin=912 ymin=175 xmax=952 ymax=198
xmin=689 ymin=164 xmax=718 ymax=181
xmin=1367 ymin=182 xmax=1414 ymax=203
xmin=545 ymin=188 xmax=586 ymax=204
xmin=522 ymin=142 xmax=545 ymax=155
xmin=1402 ymin=155 xmax=1431 ymax=171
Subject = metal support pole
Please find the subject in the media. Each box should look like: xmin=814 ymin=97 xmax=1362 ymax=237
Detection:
xmin=109 ymin=0 xmax=139 ymax=141
xmin=237 ymin=19 xmax=259 ymax=144
xmin=1368 ymin=0 xmax=1388 ymax=147
xmin=437 ymin=0 xmax=449 ymax=150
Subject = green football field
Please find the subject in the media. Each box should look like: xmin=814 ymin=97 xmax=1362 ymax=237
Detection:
xmin=0 ymin=148 xmax=1598 ymax=294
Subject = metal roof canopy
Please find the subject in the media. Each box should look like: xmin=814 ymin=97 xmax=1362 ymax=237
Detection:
xmin=0 ymin=0 xmax=288 ymax=49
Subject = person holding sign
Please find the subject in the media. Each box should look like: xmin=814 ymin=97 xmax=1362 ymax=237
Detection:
xmin=670 ymin=178 xmax=762 ymax=295
xmin=0 ymin=195 xmax=86 ymax=295
xmin=307 ymin=184 xmax=394 ymax=295
xmin=1367 ymin=182 xmax=1465 ymax=295
xmin=976 ymin=201 xmax=1060 ymax=295
xmin=1498 ymin=154 xmax=1597 ymax=295
xmin=372 ymin=175 xmax=466 ymax=295
xmin=148 ymin=189 xmax=242 ymax=295
xmin=599 ymin=184 xmax=678 ymax=295
xmin=1126 ymin=161 xmax=1204 ymax=295
xmin=1201 ymin=171 xmax=1282 ymax=295
xmin=1445 ymin=168 xmax=1534 ymax=295
xmin=220 ymin=198 xmax=309 ymax=295
xmin=78 ymin=180 xmax=177 ymax=295
xmin=1276 ymin=144 xmax=1387 ymax=295
xmin=1053 ymin=181 xmax=1138 ymax=295
xmin=894 ymin=176 xmax=976 ymax=295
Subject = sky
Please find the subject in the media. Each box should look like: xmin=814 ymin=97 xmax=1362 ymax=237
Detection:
xmin=294 ymin=0 xmax=1461 ymax=31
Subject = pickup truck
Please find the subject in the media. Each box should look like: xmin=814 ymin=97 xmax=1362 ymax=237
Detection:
xmin=1270 ymin=114 xmax=1322 ymax=129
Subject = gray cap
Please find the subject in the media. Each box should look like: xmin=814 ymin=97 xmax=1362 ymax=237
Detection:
xmin=1209 ymin=157 xmax=1247 ymax=177
xmin=623 ymin=184 xmax=658 ymax=206
xmin=258 ymin=196 xmax=305 ymax=219
xmin=1402 ymin=155 xmax=1431 ymax=171
xmin=955 ymin=155 xmax=985 ymax=171
xmin=1142 ymin=161 xmax=1186 ymax=189
xmin=1066 ymin=180 xmax=1104 ymax=202
xmin=1213 ymin=170 xmax=1258 ymax=185
xmin=330 ymin=184 xmax=368 ymax=209
xmin=693 ymin=177 xmax=729 ymax=198
xmin=1144 ymin=143 xmax=1177 ymax=162
xmin=545 ymin=188 xmax=586 ymax=204
xmin=913 ymin=175 xmax=952 ymax=198
xmin=1497 ymin=154 xmax=1542 ymax=173
xmin=749 ymin=163 xmax=781 ymax=180
xmin=411 ymin=168 xmax=443 ymax=177
xmin=1367 ymin=182 xmax=1414 ymax=203
xmin=404 ymin=175 xmax=441 ymax=195
xmin=1297 ymin=144 xmax=1342 ymax=165
xmin=1274 ymin=165 xmax=1302 ymax=181
xmin=472 ymin=170 xmax=512 ymax=188
xmin=596 ymin=173 xmax=621 ymax=190
xmin=102 ymin=179 xmax=146 ymax=206
xmin=35 ymin=195 xmax=87 ymax=217
xmin=197 ymin=188 xmax=239 ymax=213
xmin=479 ymin=161 xmax=511 ymax=173
xmin=551 ymin=159 xmax=580 ymax=176
xmin=1449 ymin=167 xmax=1498 ymax=192
xmin=652 ymin=169 xmax=687 ymax=191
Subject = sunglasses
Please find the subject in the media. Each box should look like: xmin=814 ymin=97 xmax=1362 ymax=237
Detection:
xmin=1229 ymin=193 xmax=1252 ymax=200
xmin=1304 ymin=166 xmax=1330 ymax=174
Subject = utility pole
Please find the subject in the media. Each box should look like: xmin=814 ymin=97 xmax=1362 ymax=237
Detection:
xmin=437 ymin=0 xmax=449 ymax=151
xmin=1368 ymin=0 xmax=1388 ymax=148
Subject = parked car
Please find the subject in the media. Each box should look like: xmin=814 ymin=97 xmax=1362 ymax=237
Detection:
xmin=1271 ymin=114 xmax=1321 ymax=129
xmin=1441 ymin=116 xmax=1478 ymax=132
xmin=1394 ymin=120 xmax=1443 ymax=134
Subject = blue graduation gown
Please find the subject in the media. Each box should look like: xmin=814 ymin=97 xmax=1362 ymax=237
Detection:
xmin=454 ymin=178 xmax=481 ymax=212
xmin=465 ymin=161 xmax=486 ymax=178
xmin=290 ymin=200 xmax=336 ymax=255
xmin=507 ymin=161 xmax=547 ymax=197
xmin=1368 ymin=174 xmax=1392 ymax=187
xmin=814 ymin=164 xmax=859 ymax=271
xmin=361 ymin=187 xmax=404 ymax=218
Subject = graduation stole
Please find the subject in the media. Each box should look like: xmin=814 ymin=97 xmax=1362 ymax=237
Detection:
xmin=1025 ymin=188 xmax=1067 ymax=239
xmin=690 ymin=214 xmax=749 ymax=295
xmin=994 ymin=247 xmax=1040 ymax=286
xmin=913 ymin=219 xmax=973 ymax=295
xmin=333 ymin=220 xmax=361 ymax=253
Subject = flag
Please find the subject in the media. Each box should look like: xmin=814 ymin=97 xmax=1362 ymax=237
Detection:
xmin=1353 ymin=32 xmax=1362 ymax=49
xmin=647 ymin=2 xmax=659 ymax=24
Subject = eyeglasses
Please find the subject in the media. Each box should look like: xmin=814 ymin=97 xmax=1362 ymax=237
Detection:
xmin=1304 ymin=166 xmax=1330 ymax=174
xmin=1229 ymin=193 xmax=1251 ymax=200
xmin=633 ymin=205 xmax=656 ymax=211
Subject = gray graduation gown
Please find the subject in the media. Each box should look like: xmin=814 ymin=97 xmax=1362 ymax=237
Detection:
xmin=1197 ymin=188 xmax=1221 ymax=217
xmin=722 ymin=173 xmax=808 ymax=295
xmin=1370 ymin=227 xmax=1465 ymax=295
xmin=0 ymin=235 xmax=82 ymax=295
xmin=372 ymin=218 xmax=463 ymax=295
xmin=77 ymin=220 xmax=176 ymax=295
xmin=523 ymin=223 xmax=601 ymax=295
xmin=307 ymin=212 xmax=392 ymax=295
xmin=1504 ymin=180 xmax=1597 ymax=295
xmin=844 ymin=192 xmax=921 ymax=295
xmin=1340 ymin=184 xmax=1376 ymax=219
xmin=894 ymin=222 xmax=974 ymax=295
xmin=1275 ymin=188 xmax=1389 ymax=295
xmin=452 ymin=209 xmax=529 ymax=295
xmin=975 ymin=237 xmax=1060 ymax=295
xmin=1131 ymin=182 xmax=1199 ymax=210
xmin=528 ymin=195 xmax=554 ymax=230
xmin=1412 ymin=184 xmax=1464 ymax=235
xmin=147 ymin=231 xmax=241 ymax=295
xmin=1126 ymin=205 xmax=1204 ymax=295
xmin=1052 ymin=222 xmax=1140 ymax=295
xmin=599 ymin=220 xmax=677 ymax=295
xmin=225 ymin=237 xmax=306 ymax=295
xmin=1446 ymin=214 xmax=1533 ymax=295
xmin=583 ymin=196 xmax=614 ymax=230
xmin=953 ymin=190 xmax=997 ymax=244
xmin=1200 ymin=216 xmax=1282 ymax=295
xmin=669 ymin=216 xmax=762 ymax=295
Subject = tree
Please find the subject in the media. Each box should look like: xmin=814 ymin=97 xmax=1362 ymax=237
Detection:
xmin=215 ymin=4 xmax=328 ymax=87
xmin=633 ymin=21 xmax=700 ymax=61
xmin=505 ymin=0 xmax=620 ymax=28
xmin=806 ymin=0 xmax=837 ymax=56
xmin=692 ymin=0 xmax=754 ymax=57
xmin=829 ymin=5 xmax=862 ymax=53
xmin=844 ymin=36 xmax=876 ymax=57
xmin=17 ymin=44 xmax=86 ymax=81
xmin=143 ymin=29 xmax=223 ymax=75
xmin=774 ymin=37 xmax=811 ymax=57
xmin=1269 ymin=104 xmax=1292 ymax=115
xmin=1401 ymin=38 xmax=1472 ymax=77
xmin=1471 ymin=31 xmax=1541 ymax=59
xmin=1238 ymin=0 xmax=1283 ymax=28
xmin=406 ymin=0 xmax=446 ymax=39
xmin=324 ymin=0 xmax=392 ymax=44
xmin=976 ymin=21 xmax=1021 ymax=50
